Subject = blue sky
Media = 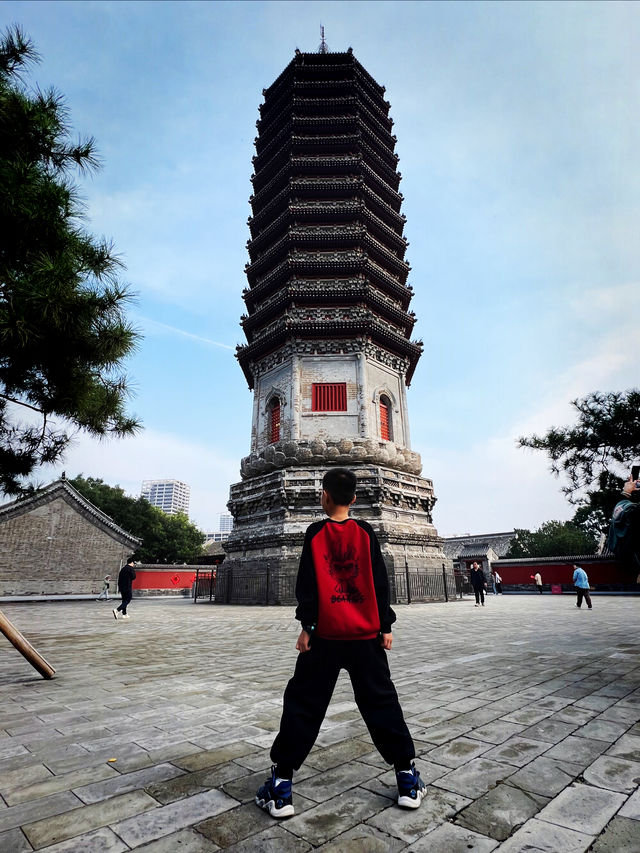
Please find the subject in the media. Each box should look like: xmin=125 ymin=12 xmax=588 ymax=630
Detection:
xmin=3 ymin=1 xmax=638 ymax=535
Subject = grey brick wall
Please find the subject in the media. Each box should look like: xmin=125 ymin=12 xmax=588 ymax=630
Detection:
xmin=0 ymin=497 xmax=130 ymax=595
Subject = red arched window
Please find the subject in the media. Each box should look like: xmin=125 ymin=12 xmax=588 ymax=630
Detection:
xmin=380 ymin=396 xmax=391 ymax=441
xmin=269 ymin=399 xmax=281 ymax=442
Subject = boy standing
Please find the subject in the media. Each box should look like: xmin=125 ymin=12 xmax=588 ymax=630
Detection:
xmin=255 ymin=468 xmax=425 ymax=818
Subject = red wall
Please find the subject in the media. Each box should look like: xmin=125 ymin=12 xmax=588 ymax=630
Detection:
xmin=133 ymin=569 xmax=196 ymax=590
xmin=495 ymin=558 xmax=624 ymax=586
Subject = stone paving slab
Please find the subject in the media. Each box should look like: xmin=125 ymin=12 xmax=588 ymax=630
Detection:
xmin=0 ymin=828 xmax=31 ymax=852
xmin=110 ymin=789 xmax=237 ymax=848
xmin=224 ymin=824 xmax=310 ymax=852
xmin=285 ymin=788 xmax=390 ymax=846
xmin=455 ymin=782 xmax=548 ymax=841
xmin=497 ymin=817 xmax=594 ymax=852
xmin=583 ymin=753 xmax=640 ymax=793
xmin=406 ymin=821 xmax=499 ymax=851
xmin=620 ymin=787 xmax=640 ymax=820
xmin=315 ymin=824 xmax=406 ymax=851
xmin=432 ymin=757 xmax=516 ymax=798
xmin=589 ymin=816 xmax=640 ymax=853
xmin=6 ymin=763 xmax=118 ymax=806
xmin=479 ymin=736 xmax=550 ymax=768
xmin=535 ymin=781 xmax=625 ymax=836
xmin=506 ymin=755 xmax=583 ymax=797
xmin=368 ymin=785 xmax=471 ymax=844
xmin=23 ymin=789 xmax=158 ymax=849
xmin=132 ymin=828 xmax=221 ymax=852
xmin=1 ymin=597 xmax=640 ymax=850
xmin=37 ymin=826 xmax=129 ymax=852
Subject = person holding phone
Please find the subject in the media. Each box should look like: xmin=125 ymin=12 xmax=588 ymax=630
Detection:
xmin=606 ymin=466 xmax=640 ymax=577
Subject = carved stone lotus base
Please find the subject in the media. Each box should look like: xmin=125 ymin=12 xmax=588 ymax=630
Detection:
xmin=240 ymin=438 xmax=423 ymax=479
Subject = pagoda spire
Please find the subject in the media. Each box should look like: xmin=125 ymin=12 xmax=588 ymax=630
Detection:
xmin=318 ymin=24 xmax=329 ymax=54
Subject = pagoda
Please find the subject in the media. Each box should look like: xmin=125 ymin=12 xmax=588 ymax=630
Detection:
xmin=222 ymin=47 xmax=449 ymax=602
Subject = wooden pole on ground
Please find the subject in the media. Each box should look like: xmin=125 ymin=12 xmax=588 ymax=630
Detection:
xmin=0 ymin=610 xmax=56 ymax=679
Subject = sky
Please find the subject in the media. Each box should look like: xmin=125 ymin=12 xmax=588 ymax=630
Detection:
xmin=2 ymin=0 xmax=639 ymax=536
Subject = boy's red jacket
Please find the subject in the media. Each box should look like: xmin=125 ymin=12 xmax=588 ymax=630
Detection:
xmin=295 ymin=518 xmax=396 ymax=640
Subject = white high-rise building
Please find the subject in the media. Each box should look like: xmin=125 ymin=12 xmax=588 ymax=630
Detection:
xmin=141 ymin=479 xmax=190 ymax=516
xmin=218 ymin=513 xmax=234 ymax=533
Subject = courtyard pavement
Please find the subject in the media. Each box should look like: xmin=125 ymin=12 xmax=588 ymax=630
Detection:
xmin=1 ymin=594 xmax=640 ymax=852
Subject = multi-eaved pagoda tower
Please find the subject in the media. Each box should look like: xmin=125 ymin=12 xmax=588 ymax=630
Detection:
xmin=223 ymin=47 xmax=449 ymax=601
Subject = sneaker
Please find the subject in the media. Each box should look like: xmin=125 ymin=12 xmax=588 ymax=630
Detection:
xmin=121 ymin=614 xmax=130 ymax=619
xmin=474 ymin=604 xmax=479 ymax=607
xmin=397 ymin=763 xmax=426 ymax=809
xmin=481 ymin=603 xmax=485 ymax=606
xmin=255 ymin=766 xmax=294 ymax=818
xmin=112 ymin=609 xmax=118 ymax=620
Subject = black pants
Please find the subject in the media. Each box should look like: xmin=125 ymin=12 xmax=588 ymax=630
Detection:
xmin=474 ymin=587 xmax=485 ymax=604
xmin=495 ymin=583 xmax=502 ymax=594
xmin=537 ymin=585 xmax=543 ymax=594
xmin=117 ymin=593 xmax=132 ymax=615
xmin=271 ymin=637 xmax=415 ymax=772
xmin=576 ymin=587 xmax=592 ymax=608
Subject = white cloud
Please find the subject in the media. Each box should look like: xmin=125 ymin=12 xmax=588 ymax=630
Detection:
xmin=40 ymin=428 xmax=240 ymax=532
xmin=139 ymin=316 xmax=235 ymax=350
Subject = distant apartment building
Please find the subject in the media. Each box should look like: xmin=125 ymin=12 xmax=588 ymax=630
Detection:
xmin=141 ymin=479 xmax=190 ymax=516
xmin=218 ymin=513 xmax=234 ymax=534
xmin=204 ymin=532 xmax=227 ymax=543
xmin=204 ymin=513 xmax=234 ymax=544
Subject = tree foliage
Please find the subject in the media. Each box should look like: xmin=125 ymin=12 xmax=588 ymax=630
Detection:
xmin=506 ymin=520 xmax=598 ymax=559
xmin=571 ymin=470 xmax=626 ymax=541
xmin=0 ymin=26 xmax=141 ymax=497
xmin=519 ymin=389 xmax=640 ymax=497
xmin=70 ymin=475 xmax=205 ymax=564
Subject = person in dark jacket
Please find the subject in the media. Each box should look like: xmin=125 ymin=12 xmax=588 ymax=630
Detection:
xmin=607 ymin=475 xmax=640 ymax=577
xmin=255 ymin=468 xmax=425 ymax=820
xmin=470 ymin=562 xmax=486 ymax=607
xmin=113 ymin=558 xmax=136 ymax=620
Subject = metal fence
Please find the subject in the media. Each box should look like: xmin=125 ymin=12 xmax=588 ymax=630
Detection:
xmin=390 ymin=566 xmax=462 ymax=603
xmin=194 ymin=564 xmax=463 ymax=605
xmin=193 ymin=569 xmax=216 ymax=602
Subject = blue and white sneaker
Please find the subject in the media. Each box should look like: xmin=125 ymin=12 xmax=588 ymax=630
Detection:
xmin=255 ymin=765 xmax=294 ymax=818
xmin=396 ymin=763 xmax=427 ymax=809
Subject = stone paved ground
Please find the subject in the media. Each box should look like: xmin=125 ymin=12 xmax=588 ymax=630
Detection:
xmin=1 ymin=595 xmax=640 ymax=852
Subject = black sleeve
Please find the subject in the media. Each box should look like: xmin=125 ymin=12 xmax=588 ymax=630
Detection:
xmin=364 ymin=522 xmax=396 ymax=633
xmin=294 ymin=525 xmax=319 ymax=627
xmin=131 ymin=568 xmax=136 ymax=581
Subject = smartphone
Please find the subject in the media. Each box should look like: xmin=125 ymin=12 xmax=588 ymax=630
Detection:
xmin=633 ymin=465 xmax=640 ymax=482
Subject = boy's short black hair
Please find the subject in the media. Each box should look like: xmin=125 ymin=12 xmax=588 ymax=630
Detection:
xmin=322 ymin=468 xmax=357 ymax=506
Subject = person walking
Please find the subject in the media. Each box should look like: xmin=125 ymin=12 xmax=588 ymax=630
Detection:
xmin=494 ymin=570 xmax=503 ymax=595
xmin=573 ymin=564 xmax=592 ymax=610
xmin=533 ymin=572 xmax=543 ymax=594
xmin=470 ymin=562 xmax=486 ymax=607
xmin=255 ymin=468 xmax=426 ymax=819
xmin=113 ymin=558 xmax=136 ymax=620
xmin=95 ymin=575 xmax=111 ymax=601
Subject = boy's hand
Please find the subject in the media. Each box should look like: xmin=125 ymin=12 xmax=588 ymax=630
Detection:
xmin=380 ymin=632 xmax=393 ymax=650
xmin=296 ymin=630 xmax=311 ymax=653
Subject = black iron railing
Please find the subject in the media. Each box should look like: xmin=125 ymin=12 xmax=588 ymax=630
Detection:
xmin=193 ymin=569 xmax=216 ymax=602
xmin=195 ymin=563 xmax=462 ymax=605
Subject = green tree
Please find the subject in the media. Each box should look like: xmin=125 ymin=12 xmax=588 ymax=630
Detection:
xmin=506 ymin=520 xmax=597 ymax=558
xmin=0 ymin=27 xmax=140 ymax=497
xmin=70 ymin=475 xmax=205 ymax=563
xmin=571 ymin=470 xmax=625 ymax=541
xmin=519 ymin=389 xmax=640 ymax=497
